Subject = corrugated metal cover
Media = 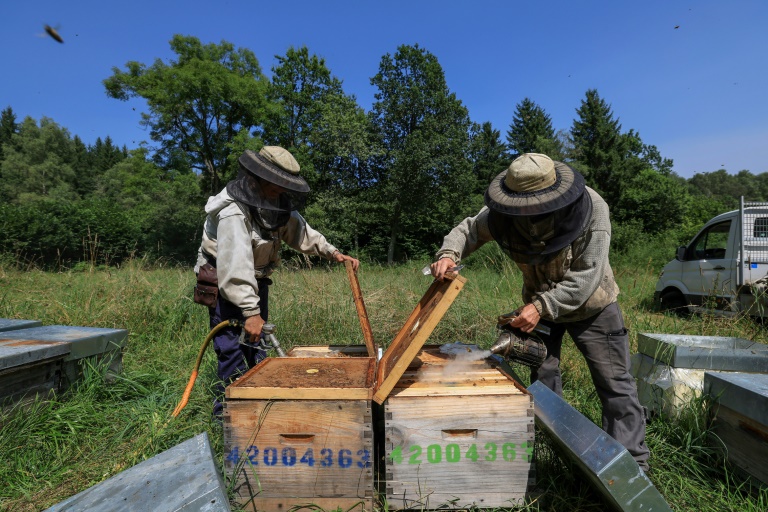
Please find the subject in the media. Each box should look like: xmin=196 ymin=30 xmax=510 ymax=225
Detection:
xmin=44 ymin=432 xmax=231 ymax=512
xmin=638 ymin=333 xmax=768 ymax=371
xmin=704 ymin=371 xmax=768 ymax=426
xmin=0 ymin=325 xmax=127 ymax=361
xmin=529 ymin=381 xmax=672 ymax=511
xmin=0 ymin=318 xmax=43 ymax=332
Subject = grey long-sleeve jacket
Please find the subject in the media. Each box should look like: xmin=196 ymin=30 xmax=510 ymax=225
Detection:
xmin=435 ymin=188 xmax=619 ymax=322
xmin=194 ymin=189 xmax=338 ymax=317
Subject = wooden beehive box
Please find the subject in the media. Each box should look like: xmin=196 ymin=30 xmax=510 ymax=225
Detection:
xmin=0 ymin=335 xmax=68 ymax=408
xmin=705 ymin=371 xmax=768 ymax=487
xmin=383 ymin=345 xmax=535 ymax=510
xmin=224 ymin=274 xmax=466 ymax=512
xmin=1 ymin=325 xmax=128 ymax=410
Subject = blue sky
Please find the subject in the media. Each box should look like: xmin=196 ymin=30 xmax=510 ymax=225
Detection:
xmin=2 ymin=1 xmax=766 ymax=179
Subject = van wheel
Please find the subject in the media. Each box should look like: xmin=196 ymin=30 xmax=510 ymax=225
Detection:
xmin=659 ymin=289 xmax=689 ymax=317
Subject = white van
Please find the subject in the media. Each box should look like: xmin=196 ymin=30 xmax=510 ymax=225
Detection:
xmin=655 ymin=198 xmax=768 ymax=317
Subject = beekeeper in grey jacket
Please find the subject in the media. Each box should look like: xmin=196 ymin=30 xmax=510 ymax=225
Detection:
xmin=195 ymin=146 xmax=359 ymax=417
xmin=430 ymin=153 xmax=650 ymax=472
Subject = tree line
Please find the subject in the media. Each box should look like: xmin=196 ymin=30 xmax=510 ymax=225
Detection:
xmin=1 ymin=35 xmax=767 ymax=269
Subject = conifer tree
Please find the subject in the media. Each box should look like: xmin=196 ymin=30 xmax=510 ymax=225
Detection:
xmin=0 ymin=106 xmax=18 ymax=160
xmin=570 ymin=89 xmax=627 ymax=203
xmin=506 ymin=98 xmax=557 ymax=157
xmin=470 ymin=121 xmax=509 ymax=195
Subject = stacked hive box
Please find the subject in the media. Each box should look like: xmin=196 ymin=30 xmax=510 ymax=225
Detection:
xmin=0 ymin=324 xmax=128 ymax=408
xmin=0 ymin=324 xmax=68 ymax=407
xmin=237 ymin=267 xmax=536 ymax=510
xmin=631 ymin=333 xmax=768 ymax=418
xmin=225 ymin=356 xmax=377 ymax=512
xmin=705 ymin=372 xmax=768 ymax=487
xmin=224 ymin=275 xmax=466 ymax=512
xmin=383 ymin=346 xmax=535 ymax=510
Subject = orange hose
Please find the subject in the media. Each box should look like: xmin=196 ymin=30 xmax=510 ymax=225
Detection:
xmin=172 ymin=320 xmax=237 ymax=417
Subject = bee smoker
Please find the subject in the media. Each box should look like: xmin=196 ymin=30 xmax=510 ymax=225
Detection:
xmin=489 ymin=311 xmax=549 ymax=367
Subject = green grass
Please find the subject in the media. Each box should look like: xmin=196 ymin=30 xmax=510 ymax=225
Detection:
xmin=1 ymin=254 xmax=767 ymax=511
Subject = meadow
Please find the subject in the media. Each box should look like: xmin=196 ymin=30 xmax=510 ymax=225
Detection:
xmin=1 ymin=246 xmax=767 ymax=511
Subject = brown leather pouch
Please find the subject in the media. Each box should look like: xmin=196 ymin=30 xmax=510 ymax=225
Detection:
xmin=193 ymin=263 xmax=218 ymax=307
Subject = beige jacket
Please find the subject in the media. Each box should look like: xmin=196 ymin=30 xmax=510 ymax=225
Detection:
xmin=195 ymin=189 xmax=338 ymax=317
xmin=436 ymin=188 xmax=619 ymax=322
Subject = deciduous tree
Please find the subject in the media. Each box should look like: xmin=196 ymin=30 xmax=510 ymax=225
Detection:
xmin=104 ymin=35 xmax=272 ymax=195
xmin=369 ymin=44 xmax=474 ymax=263
xmin=614 ymin=168 xmax=689 ymax=234
xmin=0 ymin=116 xmax=76 ymax=203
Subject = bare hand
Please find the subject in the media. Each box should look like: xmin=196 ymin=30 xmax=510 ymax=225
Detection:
xmin=244 ymin=315 xmax=265 ymax=343
xmin=430 ymin=257 xmax=459 ymax=280
xmin=510 ymin=303 xmax=540 ymax=333
xmin=334 ymin=252 xmax=360 ymax=271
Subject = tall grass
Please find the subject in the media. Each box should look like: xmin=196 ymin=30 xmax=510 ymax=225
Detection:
xmin=0 ymin=255 xmax=767 ymax=511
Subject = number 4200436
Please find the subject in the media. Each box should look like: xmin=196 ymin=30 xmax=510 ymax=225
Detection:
xmin=390 ymin=442 xmax=532 ymax=465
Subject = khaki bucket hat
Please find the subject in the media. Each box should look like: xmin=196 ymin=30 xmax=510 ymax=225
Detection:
xmin=237 ymin=146 xmax=310 ymax=194
xmin=484 ymin=153 xmax=585 ymax=216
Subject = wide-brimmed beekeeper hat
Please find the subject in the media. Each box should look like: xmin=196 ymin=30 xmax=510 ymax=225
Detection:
xmin=237 ymin=146 xmax=310 ymax=194
xmin=484 ymin=153 xmax=585 ymax=216
xmin=227 ymin=146 xmax=310 ymax=214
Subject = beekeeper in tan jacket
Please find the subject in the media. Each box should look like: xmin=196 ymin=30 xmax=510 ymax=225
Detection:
xmin=194 ymin=146 xmax=358 ymax=417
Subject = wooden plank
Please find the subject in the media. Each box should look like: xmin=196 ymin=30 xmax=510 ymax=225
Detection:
xmin=225 ymin=399 xmax=374 ymax=510
xmin=408 ymin=345 xmax=454 ymax=365
xmin=386 ymin=491 xmax=529 ymax=511
xmin=397 ymin=367 xmax=514 ymax=381
xmin=237 ymin=496 xmax=372 ymax=512
xmin=374 ymin=275 xmax=466 ymax=404
xmin=710 ymin=403 xmax=768 ymax=486
xmin=228 ymin=386 xmax=372 ymax=400
xmin=345 ymin=261 xmax=376 ymax=357
xmin=227 ymin=357 xmax=375 ymax=400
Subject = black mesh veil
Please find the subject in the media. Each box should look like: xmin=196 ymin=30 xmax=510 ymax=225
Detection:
xmin=488 ymin=191 xmax=593 ymax=265
xmin=226 ymin=167 xmax=308 ymax=230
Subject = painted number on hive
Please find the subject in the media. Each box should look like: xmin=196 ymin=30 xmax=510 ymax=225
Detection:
xmin=389 ymin=442 xmax=532 ymax=464
xmin=226 ymin=446 xmax=371 ymax=469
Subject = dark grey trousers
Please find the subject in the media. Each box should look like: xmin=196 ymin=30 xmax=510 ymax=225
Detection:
xmin=530 ymin=302 xmax=650 ymax=469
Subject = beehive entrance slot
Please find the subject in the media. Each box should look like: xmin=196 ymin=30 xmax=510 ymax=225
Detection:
xmin=279 ymin=434 xmax=316 ymax=444
xmin=441 ymin=429 xmax=477 ymax=439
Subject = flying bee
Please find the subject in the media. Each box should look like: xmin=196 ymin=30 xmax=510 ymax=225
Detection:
xmin=44 ymin=24 xmax=64 ymax=43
